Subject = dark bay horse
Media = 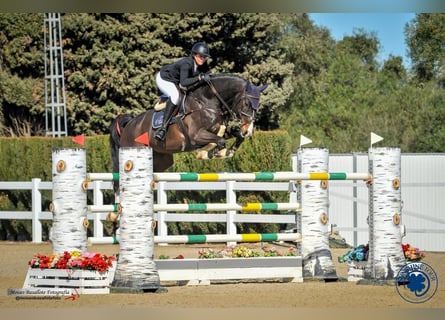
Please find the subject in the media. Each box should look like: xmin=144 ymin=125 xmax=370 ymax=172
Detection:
xmin=109 ymin=73 xmax=267 ymax=186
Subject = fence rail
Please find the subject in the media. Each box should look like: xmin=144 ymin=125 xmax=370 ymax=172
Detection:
xmin=0 ymin=178 xmax=298 ymax=243
xmin=1 ymin=177 xmax=444 ymax=248
xmin=2 ymin=152 xmax=445 ymax=251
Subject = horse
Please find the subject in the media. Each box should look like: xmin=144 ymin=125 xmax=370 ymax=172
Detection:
xmin=109 ymin=73 xmax=268 ymax=192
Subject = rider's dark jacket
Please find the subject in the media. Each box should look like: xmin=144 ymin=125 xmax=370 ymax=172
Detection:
xmin=160 ymin=56 xmax=211 ymax=89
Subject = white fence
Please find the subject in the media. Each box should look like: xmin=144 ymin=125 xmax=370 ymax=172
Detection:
xmin=0 ymin=179 xmax=113 ymax=241
xmin=0 ymin=179 xmax=297 ymax=243
xmin=1 ymin=153 xmax=444 ymax=251
xmin=328 ymin=153 xmax=445 ymax=252
xmin=155 ymin=179 xmax=297 ymax=240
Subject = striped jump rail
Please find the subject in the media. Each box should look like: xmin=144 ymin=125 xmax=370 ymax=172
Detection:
xmin=88 ymin=202 xmax=301 ymax=213
xmin=155 ymin=202 xmax=301 ymax=212
xmin=155 ymin=232 xmax=302 ymax=244
xmin=86 ymin=171 xmax=371 ymax=182
xmin=88 ymin=204 xmax=122 ymax=213
xmin=86 ymin=172 xmax=119 ymax=181
xmin=154 ymin=171 xmax=371 ymax=182
xmin=88 ymin=232 xmax=302 ymax=245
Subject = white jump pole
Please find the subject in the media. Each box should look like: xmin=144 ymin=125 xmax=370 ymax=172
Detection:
xmin=49 ymin=148 xmax=87 ymax=254
xmin=88 ymin=232 xmax=302 ymax=245
xmin=298 ymin=147 xmax=337 ymax=280
xmin=365 ymin=147 xmax=406 ymax=281
xmin=111 ymin=146 xmax=161 ymax=293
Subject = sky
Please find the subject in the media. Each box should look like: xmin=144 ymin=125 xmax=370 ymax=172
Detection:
xmin=310 ymin=13 xmax=416 ymax=67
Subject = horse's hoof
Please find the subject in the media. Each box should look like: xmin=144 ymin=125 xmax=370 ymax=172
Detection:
xmin=197 ymin=150 xmax=209 ymax=160
xmin=214 ymin=149 xmax=224 ymax=158
xmin=214 ymin=148 xmax=235 ymax=158
xmin=214 ymin=148 xmax=228 ymax=158
xmin=107 ymin=212 xmax=118 ymax=222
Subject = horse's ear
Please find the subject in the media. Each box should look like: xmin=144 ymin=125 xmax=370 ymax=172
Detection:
xmin=258 ymin=84 xmax=268 ymax=92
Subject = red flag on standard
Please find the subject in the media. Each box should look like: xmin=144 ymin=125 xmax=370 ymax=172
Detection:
xmin=72 ymin=134 xmax=85 ymax=147
xmin=135 ymin=132 xmax=150 ymax=146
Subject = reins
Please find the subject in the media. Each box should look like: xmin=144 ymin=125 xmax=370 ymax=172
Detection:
xmin=205 ymin=79 xmax=239 ymax=121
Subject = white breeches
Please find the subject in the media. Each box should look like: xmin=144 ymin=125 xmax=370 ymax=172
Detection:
xmin=156 ymin=72 xmax=179 ymax=105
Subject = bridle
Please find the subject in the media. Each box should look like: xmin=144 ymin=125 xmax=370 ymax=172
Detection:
xmin=241 ymin=92 xmax=260 ymax=120
xmin=205 ymin=79 xmax=256 ymax=124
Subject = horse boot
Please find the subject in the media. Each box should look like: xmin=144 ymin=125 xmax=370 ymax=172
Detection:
xmin=155 ymin=99 xmax=175 ymax=141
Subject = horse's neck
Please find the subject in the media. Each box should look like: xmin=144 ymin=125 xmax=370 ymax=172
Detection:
xmin=204 ymin=78 xmax=243 ymax=105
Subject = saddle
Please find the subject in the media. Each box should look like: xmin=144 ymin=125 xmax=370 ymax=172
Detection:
xmin=152 ymin=94 xmax=187 ymax=129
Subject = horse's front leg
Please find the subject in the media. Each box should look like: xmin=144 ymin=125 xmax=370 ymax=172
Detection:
xmin=227 ymin=134 xmax=245 ymax=157
xmin=214 ymin=126 xmax=244 ymax=158
xmin=193 ymin=128 xmax=226 ymax=160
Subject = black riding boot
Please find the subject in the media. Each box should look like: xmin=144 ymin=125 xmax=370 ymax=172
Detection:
xmin=155 ymin=99 xmax=175 ymax=141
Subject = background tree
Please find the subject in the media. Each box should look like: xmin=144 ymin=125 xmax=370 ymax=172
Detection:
xmin=405 ymin=13 xmax=445 ymax=86
xmin=0 ymin=13 xmax=444 ymax=154
xmin=290 ymin=45 xmax=379 ymax=152
xmin=61 ymin=13 xmax=295 ymax=134
xmin=337 ymin=28 xmax=380 ymax=70
xmin=281 ymin=25 xmax=383 ymax=151
xmin=0 ymin=13 xmax=44 ymax=136
xmin=62 ymin=13 xmax=164 ymax=135
xmin=279 ymin=13 xmax=335 ymax=144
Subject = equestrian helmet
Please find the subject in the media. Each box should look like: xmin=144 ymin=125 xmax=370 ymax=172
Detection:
xmin=191 ymin=42 xmax=211 ymax=58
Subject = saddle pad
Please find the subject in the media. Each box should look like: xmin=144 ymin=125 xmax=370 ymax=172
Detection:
xmin=152 ymin=111 xmax=164 ymax=129
xmin=151 ymin=95 xmax=187 ymax=130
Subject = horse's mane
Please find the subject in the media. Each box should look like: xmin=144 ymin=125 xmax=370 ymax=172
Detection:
xmin=209 ymin=73 xmax=245 ymax=82
xmin=190 ymin=73 xmax=246 ymax=96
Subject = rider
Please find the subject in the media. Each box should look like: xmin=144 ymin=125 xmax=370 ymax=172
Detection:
xmin=154 ymin=42 xmax=212 ymax=141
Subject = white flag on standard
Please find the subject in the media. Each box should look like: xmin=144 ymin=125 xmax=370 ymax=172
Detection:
xmin=370 ymin=132 xmax=384 ymax=145
xmin=300 ymin=135 xmax=313 ymax=147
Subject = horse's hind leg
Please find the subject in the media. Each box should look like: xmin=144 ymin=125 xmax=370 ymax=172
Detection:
xmin=153 ymin=152 xmax=174 ymax=172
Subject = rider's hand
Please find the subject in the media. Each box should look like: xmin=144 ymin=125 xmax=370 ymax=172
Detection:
xmin=200 ymin=73 xmax=211 ymax=82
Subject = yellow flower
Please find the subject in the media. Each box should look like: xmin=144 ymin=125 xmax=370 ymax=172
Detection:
xmin=48 ymin=253 xmax=58 ymax=261
xmin=71 ymin=251 xmax=81 ymax=258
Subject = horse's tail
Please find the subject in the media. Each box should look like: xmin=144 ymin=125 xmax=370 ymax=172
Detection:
xmin=109 ymin=113 xmax=134 ymax=193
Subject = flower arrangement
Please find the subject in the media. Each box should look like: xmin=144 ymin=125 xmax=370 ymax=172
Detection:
xmin=402 ymin=243 xmax=426 ymax=261
xmin=339 ymin=243 xmax=427 ymax=263
xmin=338 ymin=244 xmax=369 ymax=263
xmin=263 ymin=246 xmax=297 ymax=257
xmin=197 ymin=247 xmax=224 ymax=259
xmin=198 ymin=245 xmax=297 ymax=259
xmin=29 ymin=251 xmax=116 ymax=272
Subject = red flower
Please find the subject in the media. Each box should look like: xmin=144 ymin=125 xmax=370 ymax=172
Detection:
xmin=402 ymin=244 xmax=410 ymax=252
xmin=28 ymin=251 xmax=116 ymax=272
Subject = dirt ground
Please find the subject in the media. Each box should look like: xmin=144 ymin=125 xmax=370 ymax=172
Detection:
xmin=0 ymin=241 xmax=444 ymax=317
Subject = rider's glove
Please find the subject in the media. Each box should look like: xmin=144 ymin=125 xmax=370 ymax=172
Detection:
xmin=199 ymin=73 xmax=211 ymax=82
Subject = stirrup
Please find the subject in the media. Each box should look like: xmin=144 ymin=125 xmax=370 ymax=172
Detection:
xmin=155 ymin=128 xmax=166 ymax=141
